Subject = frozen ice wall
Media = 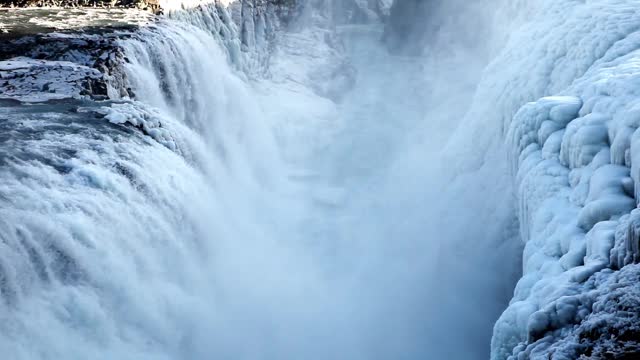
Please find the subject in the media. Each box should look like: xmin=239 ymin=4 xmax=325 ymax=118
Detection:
xmin=441 ymin=1 xmax=640 ymax=359
xmin=385 ymin=0 xmax=640 ymax=358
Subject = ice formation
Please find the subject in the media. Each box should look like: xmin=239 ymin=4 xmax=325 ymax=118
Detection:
xmin=483 ymin=1 xmax=640 ymax=359
xmin=0 ymin=57 xmax=104 ymax=102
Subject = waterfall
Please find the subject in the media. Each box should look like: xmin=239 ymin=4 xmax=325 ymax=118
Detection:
xmin=0 ymin=8 xmax=310 ymax=359
xmin=0 ymin=1 xmax=543 ymax=359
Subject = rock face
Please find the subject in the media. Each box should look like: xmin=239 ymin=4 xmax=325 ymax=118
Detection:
xmin=0 ymin=47 xmax=123 ymax=102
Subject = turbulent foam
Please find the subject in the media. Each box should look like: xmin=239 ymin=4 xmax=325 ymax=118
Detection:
xmin=0 ymin=98 xmax=215 ymax=358
xmin=0 ymin=2 xmax=521 ymax=359
xmin=0 ymin=6 xmax=296 ymax=359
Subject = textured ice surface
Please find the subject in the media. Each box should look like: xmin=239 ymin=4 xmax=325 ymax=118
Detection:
xmin=0 ymin=57 xmax=103 ymax=102
xmin=487 ymin=1 xmax=640 ymax=359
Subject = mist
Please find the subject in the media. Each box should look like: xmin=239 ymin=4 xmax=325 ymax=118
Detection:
xmin=290 ymin=1 xmax=524 ymax=358
xmin=0 ymin=1 xmax=527 ymax=359
xmin=172 ymin=1 xmax=525 ymax=359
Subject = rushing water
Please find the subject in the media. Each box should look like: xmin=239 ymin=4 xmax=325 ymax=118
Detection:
xmin=0 ymin=4 xmax=522 ymax=359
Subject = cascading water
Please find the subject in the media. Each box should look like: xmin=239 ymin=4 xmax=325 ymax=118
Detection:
xmin=0 ymin=10 xmax=315 ymax=359
xmin=0 ymin=2 xmax=525 ymax=359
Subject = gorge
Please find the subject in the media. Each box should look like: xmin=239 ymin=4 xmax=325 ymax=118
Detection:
xmin=1 ymin=1 xmax=640 ymax=359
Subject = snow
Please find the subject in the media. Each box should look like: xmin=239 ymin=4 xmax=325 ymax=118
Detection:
xmin=0 ymin=57 xmax=102 ymax=102
xmin=509 ymin=265 xmax=640 ymax=358
xmin=96 ymin=102 xmax=180 ymax=151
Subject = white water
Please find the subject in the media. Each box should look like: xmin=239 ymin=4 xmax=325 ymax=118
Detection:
xmin=0 ymin=3 xmax=523 ymax=360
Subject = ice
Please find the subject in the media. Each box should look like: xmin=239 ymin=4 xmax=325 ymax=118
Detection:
xmin=491 ymin=1 xmax=640 ymax=358
xmin=0 ymin=57 xmax=102 ymax=102
xmin=96 ymin=102 xmax=183 ymax=152
xmin=508 ymin=265 xmax=640 ymax=359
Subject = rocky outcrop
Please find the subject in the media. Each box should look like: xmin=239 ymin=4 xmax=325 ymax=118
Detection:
xmin=0 ymin=30 xmax=133 ymax=101
xmin=0 ymin=7 xmax=153 ymax=101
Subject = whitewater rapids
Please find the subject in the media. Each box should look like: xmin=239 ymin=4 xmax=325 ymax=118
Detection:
xmin=0 ymin=2 xmax=523 ymax=359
